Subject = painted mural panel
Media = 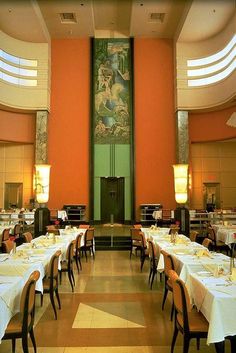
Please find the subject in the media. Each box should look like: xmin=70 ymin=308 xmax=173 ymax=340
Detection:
xmin=93 ymin=39 xmax=132 ymax=144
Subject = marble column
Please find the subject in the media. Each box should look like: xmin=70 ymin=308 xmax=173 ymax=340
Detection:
xmin=176 ymin=110 xmax=189 ymax=164
xmin=35 ymin=111 xmax=49 ymax=164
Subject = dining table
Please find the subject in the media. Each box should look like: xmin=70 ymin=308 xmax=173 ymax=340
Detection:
xmin=212 ymin=224 xmax=236 ymax=246
xmin=142 ymin=226 xmax=236 ymax=352
xmin=0 ymin=257 xmax=27 ymax=342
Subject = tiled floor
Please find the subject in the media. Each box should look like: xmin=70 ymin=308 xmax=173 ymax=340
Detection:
xmin=0 ymin=248 xmax=231 ymax=353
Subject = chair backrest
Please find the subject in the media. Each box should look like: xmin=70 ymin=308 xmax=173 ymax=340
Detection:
xmin=20 ymin=270 xmax=40 ymax=330
xmin=161 ymin=249 xmax=175 ymax=277
xmin=79 ymin=224 xmax=90 ymax=229
xmin=2 ymin=228 xmax=10 ymax=241
xmin=46 ymin=225 xmax=60 ymax=235
xmin=202 ymin=238 xmax=213 ymax=249
xmin=2 ymin=239 xmax=14 ymax=253
xmin=66 ymin=240 xmax=75 ymax=264
xmin=48 ymin=251 xmax=61 ymax=280
xmin=148 ymin=240 xmax=157 ymax=259
xmin=162 ymin=209 xmax=171 ymax=220
xmin=139 ymin=231 xmax=147 ymax=248
xmin=170 ymin=270 xmax=191 ymax=332
xmin=14 ymin=224 xmax=22 ymax=237
xmin=75 ymin=233 xmax=83 ymax=249
xmin=85 ymin=228 xmax=94 ymax=242
xmin=22 ymin=232 xmax=33 ymax=243
xmin=189 ymin=230 xmax=198 ymax=242
xmin=130 ymin=228 xmax=142 ymax=241
xmin=133 ymin=224 xmax=142 ymax=229
xmin=207 ymin=227 xmax=216 ymax=243
xmin=169 ymin=225 xmax=180 ymax=235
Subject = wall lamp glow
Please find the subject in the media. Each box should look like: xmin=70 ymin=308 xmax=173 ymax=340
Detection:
xmin=35 ymin=164 xmax=51 ymax=204
xmin=173 ymin=164 xmax=188 ymax=204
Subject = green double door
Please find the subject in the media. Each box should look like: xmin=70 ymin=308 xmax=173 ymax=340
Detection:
xmin=101 ymin=177 xmax=124 ymax=223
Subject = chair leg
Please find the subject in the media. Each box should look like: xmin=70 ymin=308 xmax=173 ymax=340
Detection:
xmin=171 ymin=324 xmax=178 ymax=353
xmin=170 ymin=300 xmax=174 ymax=321
xmin=162 ymin=286 xmax=168 ymax=310
xmin=196 ymin=337 xmax=200 ymax=350
xmin=183 ymin=335 xmax=190 ymax=353
xmin=40 ymin=293 xmax=43 ymax=306
xmin=12 ymin=338 xmax=16 ymax=353
xmin=130 ymin=245 xmax=133 ymax=259
xmin=71 ymin=268 xmax=75 ymax=285
xmin=55 ymin=288 xmax=61 ymax=309
xmin=150 ymin=269 xmax=156 ymax=290
xmin=68 ymin=270 xmax=74 ymax=292
xmin=49 ymin=290 xmax=57 ymax=320
xmin=148 ymin=267 xmax=153 ymax=283
xmin=22 ymin=332 xmax=29 ymax=353
xmin=75 ymin=256 xmax=80 ymax=274
xmin=29 ymin=328 xmax=37 ymax=353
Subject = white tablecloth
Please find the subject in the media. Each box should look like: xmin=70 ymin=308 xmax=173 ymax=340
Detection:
xmin=0 ymin=274 xmax=25 ymax=342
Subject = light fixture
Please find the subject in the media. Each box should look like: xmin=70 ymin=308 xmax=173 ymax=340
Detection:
xmin=173 ymin=164 xmax=188 ymax=204
xmin=35 ymin=164 xmax=51 ymax=204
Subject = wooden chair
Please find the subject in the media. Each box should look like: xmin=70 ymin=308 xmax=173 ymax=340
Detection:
xmin=169 ymin=225 xmax=180 ymax=235
xmin=2 ymin=228 xmax=10 ymax=241
xmin=148 ymin=240 xmax=162 ymax=289
xmin=41 ymin=251 xmax=61 ymax=319
xmin=207 ymin=226 xmax=229 ymax=254
xmin=133 ymin=224 xmax=142 ymax=229
xmin=2 ymin=270 xmax=40 ymax=353
xmin=2 ymin=239 xmax=14 ymax=253
xmin=140 ymin=231 xmax=149 ymax=272
xmin=81 ymin=228 xmax=95 ymax=261
xmin=169 ymin=270 xmax=209 ymax=353
xmin=59 ymin=240 xmax=75 ymax=292
xmin=46 ymin=225 xmax=60 ymax=235
xmin=189 ymin=230 xmax=199 ymax=243
xmin=130 ymin=227 xmax=143 ymax=258
xmin=79 ymin=224 xmax=90 ymax=229
xmin=74 ymin=233 xmax=83 ymax=273
xmin=13 ymin=224 xmax=22 ymax=238
xmin=22 ymin=232 xmax=33 ymax=243
xmin=161 ymin=249 xmax=176 ymax=320
xmin=202 ymin=237 xmax=213 ymax=250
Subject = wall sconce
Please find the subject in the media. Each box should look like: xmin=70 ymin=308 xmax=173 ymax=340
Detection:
xmin=173 ymin=164 xmax=188 ymax=204
xmin=35 ymin=164 xmax=51 ymax=204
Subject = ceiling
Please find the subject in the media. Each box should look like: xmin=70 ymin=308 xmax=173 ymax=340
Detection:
xmin=0 ymin=0 xmax=235 ymax=43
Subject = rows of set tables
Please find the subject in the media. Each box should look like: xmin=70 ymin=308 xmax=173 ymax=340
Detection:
xmin=0 ymin=227 xmax=87 ymax=342
xmin=142 ymin=227 xmax=236 ymax=348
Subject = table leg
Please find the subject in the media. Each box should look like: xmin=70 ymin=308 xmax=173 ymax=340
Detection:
xmin=214 ymin=341 xmax=225 ymax=353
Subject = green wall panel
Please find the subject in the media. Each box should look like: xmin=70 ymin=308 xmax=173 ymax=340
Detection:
xmin=115 ymin=145 xmax=130 ymax=177
xmin=94 ymin=177 xmax=101 ymax=220
xmin=125 ymin=177 xmax=131 ymax=220
xmin=94 ymin=145 xmax=110 ymax=176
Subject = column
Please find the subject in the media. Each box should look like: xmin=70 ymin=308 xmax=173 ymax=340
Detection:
xmin=35 ymin=110 xmax=49 ymax=164
xmin=176 ymin=110 xmax=189 ymax=164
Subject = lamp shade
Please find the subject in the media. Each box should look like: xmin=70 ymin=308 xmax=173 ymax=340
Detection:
xmin=173 ymin=164 xmax=188 ymax=204
xmin=35 ymin=164 xmax=51 ymax=204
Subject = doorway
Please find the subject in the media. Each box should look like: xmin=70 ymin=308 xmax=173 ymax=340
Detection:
xmin=101 ymin=177 xmax=124 ymax=223
xmin=203 ymin=183 xmax=221 ymax=210
xmin=4 ymin=183 xmax=23 ymax=209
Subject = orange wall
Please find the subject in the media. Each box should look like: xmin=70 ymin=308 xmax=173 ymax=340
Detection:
xmin=48 ymin=39 xmax=90 ymax=212
xmin=0 ymin=110 xmax=35 ymax=143
xmin=189 ymin=106 xmax=236 ymax=142
xmin=134 ymin=39 xmax=176 ymax=218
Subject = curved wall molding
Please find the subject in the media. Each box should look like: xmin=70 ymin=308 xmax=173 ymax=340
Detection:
xmin=0 ymin=31 xmax=50 ymax=111
xmin=176 ymin=12 xmax=236 ymax=111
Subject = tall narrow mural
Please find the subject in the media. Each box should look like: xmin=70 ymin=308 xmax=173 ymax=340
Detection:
xmin=92 ymin=38 xmax=133 ymax=222
xmin=93 ymin=39 xmax=131 ymax=144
